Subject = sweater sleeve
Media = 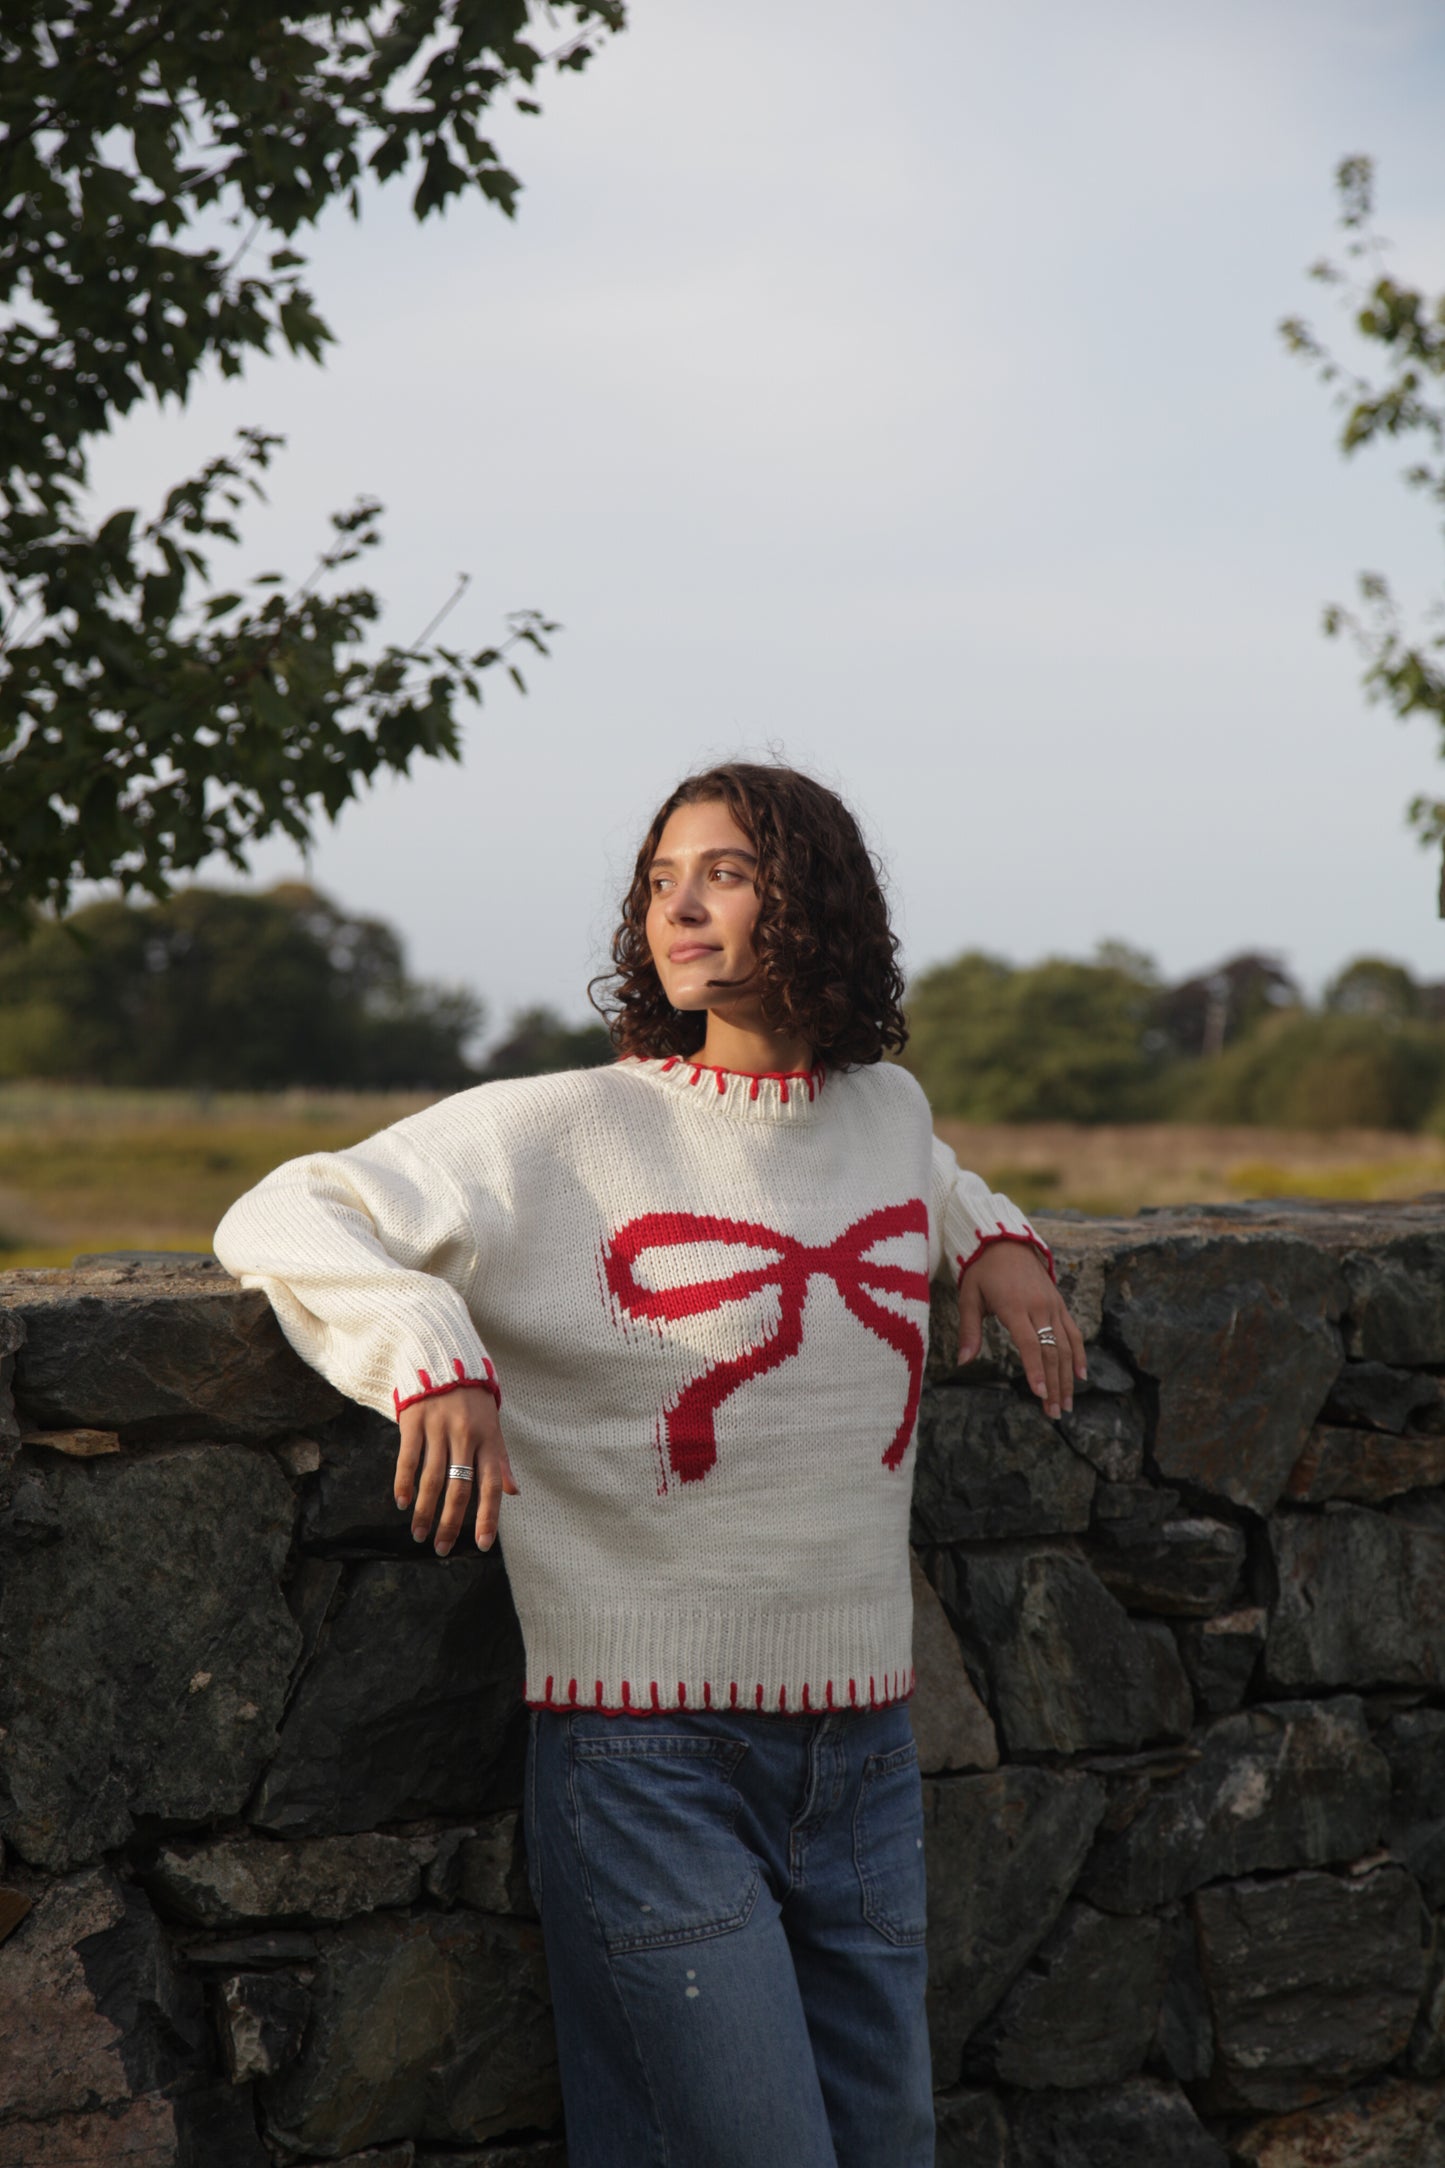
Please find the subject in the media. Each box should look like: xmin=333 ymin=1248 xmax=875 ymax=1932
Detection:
xmin=213 ymin=1123 xmax=500 ymax=1422
xmin=929 ymin=1135 xmax=1055 ymax=1286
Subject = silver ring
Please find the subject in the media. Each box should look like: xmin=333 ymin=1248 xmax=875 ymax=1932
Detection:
xmin=1035 ymin=1327 xmax=1058 ymax=1346
xmin=447 ymin=1463 xmax=474 ymax=1482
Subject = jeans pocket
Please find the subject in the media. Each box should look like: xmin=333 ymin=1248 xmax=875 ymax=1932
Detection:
xmin=854 ymin=1736 xmax=928 ymax=1947
xmin=570 ymin=1733 xmax=760 ymax=1954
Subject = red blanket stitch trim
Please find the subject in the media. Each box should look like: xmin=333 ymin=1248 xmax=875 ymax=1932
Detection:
xmin=955 ymin=1225 xmax=1057 ymax=1285
xmin=627 ymin=1054 xmax=825 ymax=1101
xmin=393 ymin=1354 xmax=501 ymax=1418
xmin=525 ymin=1668 xmax=917 ymax=1716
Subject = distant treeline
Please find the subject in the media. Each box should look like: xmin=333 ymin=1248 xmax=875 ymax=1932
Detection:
xmin=905 ymin=945 xmax=1445 ymax=1131
xmin=2 ymin=887 xmax=1441 ymax=1131
xmin=0 ymin=884 xmax=611 ymax=1093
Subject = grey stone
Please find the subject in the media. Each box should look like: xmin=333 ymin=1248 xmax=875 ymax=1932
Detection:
xmin=0 ymin=2097 xmax=179 ymax=2167
xmin=0 ymin=1446 xmax=299 ymax=1870
xmin=1075 ymin=1346 xmax=1135 ymax=1395
xmin=249 ymin=1554 xmax=525 ymax=1835
xmin=1266 ymin=1505 xmax=1445 ymax=1691
xmin=3 ymin=1271 xmax=345 ymax=1443
xmin=934 ymin=2086 xmax=1008 ymax=2168
xmin=1176 ymin=1605 xmax=1268 ymax=1717
xmin=1407 ymin=1929 xmax=1445 ymax=2079
xmin=149 ymin=1832 xmax=424 ymax=1928
xmin=0 ymin=1309 xmax=23 ymax=1445
xmin=1104 ymin=1236 xmax=1344 ymax=1514
xmin=259 ymin=1910 xmax=558 ymax=2157
xmin=0 ymin=1463 xmax=61 ymax=1550
xmin=218 ymin=1969 xmax=312 ymax=2081
xmin=908 ymin=1550 xmax=998 ymax=1775
xmin=935 ymin=1547 xmax=1193 ymax=1755
xmin=1287 ymin=1424 xmax=1445 ymax=1505
xmin=0 ymin=1887 xmax=31 ymax=1947
xmin=1323 ymin=1361 xmax=1445 ymax=1434
xmin=963 ymin=1900 xmax=1163 ymax=2088
xmin=1057 ymin=1388 xmax=1147 ymax=1484
xmin=922 ymin=1768 xmax=1107 ymax=2086
xmin=1085 ymin=1503 xmax=1245 ymax=1616
xmin=183 ymin=1930 xmax=321 ymax=1970
xmin=1193 ymin=1866 xmax=1428 ymax=2110
xmin=0 ymin=1868 xmax=140 ymax=2121
xmin=1234 ymin=2075 xmax=1445 ymax=2166
xmin=1008 ymin=2077 xmax=1228 ymax=2168
xmin=287 ymin=1555 xmax=345 ymax=1672
xmin=415 ymin=2149 xmax=567 ymax=2168
xmin=318 ymin=2149 xmax=414 ymax=2167
xmin=1379 ymin=1711 xmax=1445 ymax=1907
xmin=73 ymin=1879 xmax=210 ymax=2102
xmin=424 ymin=1814 xmax=535 ymax=1919
xmin=1077 ymin=1698 xmax=1391 ymax=1912
xmin=0 ymin=1867 xmax=212 ymax=2156
xmin=1154 ymin=1907 xmax=1214 ymax=2083
xmin=300 ymin=1407 xmax=421 ymax=1555
xmin=912 ymin=1386 xmax=1095 ymax=1542
xmin=1344 ymin=1234 xmax=1445 ymax=1365
xmin=173 ymin=2081 xmax=270 ymax=2168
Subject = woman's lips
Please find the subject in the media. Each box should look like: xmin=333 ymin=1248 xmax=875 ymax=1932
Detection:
xmin=668 ymin=944 xmax=720 ymax=962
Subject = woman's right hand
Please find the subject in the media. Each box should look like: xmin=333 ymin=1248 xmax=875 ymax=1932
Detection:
xmin=395 ymin=1386 xmax=519 ymax=1557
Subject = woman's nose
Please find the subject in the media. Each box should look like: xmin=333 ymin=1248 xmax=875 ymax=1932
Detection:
xmin=666 ymin=883 xmax=707 ymax=922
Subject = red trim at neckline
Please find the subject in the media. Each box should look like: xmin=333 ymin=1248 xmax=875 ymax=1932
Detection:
xmin=631 ymin=1055 xmax=827 ymax=1103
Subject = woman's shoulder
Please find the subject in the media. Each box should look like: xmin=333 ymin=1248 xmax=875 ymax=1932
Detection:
xmin=382 ymin=1063 xmax=628 ymax=1157
xmin=834 ymin=1059 xmax=931 ymax=1121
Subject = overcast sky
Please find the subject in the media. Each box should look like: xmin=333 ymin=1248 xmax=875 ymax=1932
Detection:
xmin=88 ymin=0 xmax=1445 ymax=1041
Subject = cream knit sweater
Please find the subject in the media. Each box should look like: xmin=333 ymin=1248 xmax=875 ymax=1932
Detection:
xmin=214 ymin=1055 xmax=1050 ymax=1717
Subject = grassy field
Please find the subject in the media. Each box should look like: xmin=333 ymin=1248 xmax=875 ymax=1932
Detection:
xmin=934 ymin=1119 xmax=1445 ymax=1219
xmin=1 ymin=1086 xmax=1443 ymax=1269
xmin=0 ymin=1086 xmax=436 ymax=1268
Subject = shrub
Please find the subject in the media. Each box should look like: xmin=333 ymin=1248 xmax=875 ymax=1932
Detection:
xmin=1178 ymin=1012 xmax=1445 ymax=1131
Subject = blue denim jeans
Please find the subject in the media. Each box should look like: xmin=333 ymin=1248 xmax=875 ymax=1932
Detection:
xmin=523 ymin=1701 xmax=935 ymax=2168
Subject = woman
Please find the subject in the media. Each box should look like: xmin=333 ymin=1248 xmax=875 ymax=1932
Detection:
xmin=215 ymin=762 xmax=1085 ymax=2168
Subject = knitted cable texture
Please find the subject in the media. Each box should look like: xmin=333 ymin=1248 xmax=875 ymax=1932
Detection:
xmin=214 ymin=1057 xmax=1051 ymax=1715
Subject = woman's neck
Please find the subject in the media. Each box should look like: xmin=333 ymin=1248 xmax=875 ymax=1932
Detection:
xmin=697 ymin=1011 xmax=814 ymax=1077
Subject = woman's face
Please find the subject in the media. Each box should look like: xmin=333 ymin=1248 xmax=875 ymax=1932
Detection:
xmin=645 ymin=799 xmax=762 ymax=1017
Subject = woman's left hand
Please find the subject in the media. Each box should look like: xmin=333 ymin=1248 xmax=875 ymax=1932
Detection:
xmin=957 ymin=1242 xmax=1087 ymax=1420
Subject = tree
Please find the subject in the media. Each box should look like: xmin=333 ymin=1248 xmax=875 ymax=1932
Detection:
xmin=1176 ymin=1009 xmax=1445 ymax=1132
xmin=1324 ymin=954 xmax=1420 ymax=1020
xmin=0 ymin=882 xmax=483 ymax=1087
xmin=1152 ymin=952 xmax=1301 ymax=1061
xmin=480 ymin=1004 xmax=612 ymax=1078
xmin=0 ymin=1 xmax=624 ymax=934
xmin=903 ymin=945 xmax=1170 ymax=1123
xmin=1282 ymin=156 xmax=1445 ymax=911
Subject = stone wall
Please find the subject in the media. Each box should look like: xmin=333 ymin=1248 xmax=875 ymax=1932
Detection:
xmin=2 ymin=1201 xmax=1445 ymax=2166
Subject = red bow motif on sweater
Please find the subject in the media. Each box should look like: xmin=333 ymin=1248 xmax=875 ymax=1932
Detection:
xmin=602 ymin=1201 xmax=931 ymax=1484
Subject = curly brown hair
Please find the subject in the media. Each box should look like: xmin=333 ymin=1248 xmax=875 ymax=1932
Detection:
xmin=594 ymin=763 xmax=908 ymax=1068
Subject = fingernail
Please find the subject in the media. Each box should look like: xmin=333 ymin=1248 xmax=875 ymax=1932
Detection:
xmin=1064 ymin=1399 xmax=1074 ymax=1414
xmin=395 ymin=1497 xmax=407 ymax=1511
xmin=480 ymin=1531 xmax=494 ymax=1550
xmin=412 ymin=1527 xmax=426 ymax=1543
xmin=436 ymin=1542 xmax=451 ymax=1558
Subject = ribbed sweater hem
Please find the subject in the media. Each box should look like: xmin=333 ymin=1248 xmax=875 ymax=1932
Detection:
xmin=518 ymin=1596 xmax=914 ymax=1717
